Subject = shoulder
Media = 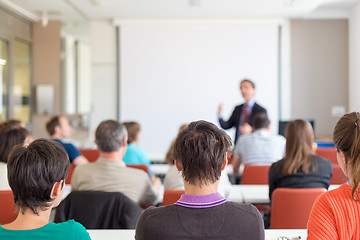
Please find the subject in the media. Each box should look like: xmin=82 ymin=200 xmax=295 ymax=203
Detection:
xmin=226 ymin=202 xmax=260 ymax=215
xmin=138 ymin=205 xmax=177 ymax=223
xmin=253 ymin=102 xmax=267 ymax=112
xmin=313 ymin=155 xmax=333 ymax=168
xmin=50 ymin=220 xmax=90 ymax=238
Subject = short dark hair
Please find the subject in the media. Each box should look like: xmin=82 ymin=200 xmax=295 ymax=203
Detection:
xmin=0 ymin=119 xmax=23 ymax=130
xmin=7 ymin=139 xmax=69 ymax=214
xmin=123 ymin=121 xmax=140 ymax=144
xmin=240 ymin=79 xmax=255 ymax=89
xmin=95 ymin=120 xmax=127 ymax=153
xmin=172 ymin=120 xmax=232 ymax=185
xmin=253 ymin=113 xmax=270 ymax=130
xmin=0 ymin=125 xmax=29 ymax=163
xmin=46 ymin=115 xmax=62 ymax=136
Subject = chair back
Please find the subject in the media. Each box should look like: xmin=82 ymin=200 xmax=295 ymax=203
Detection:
xmin=242 ymin=165 xmax=270 ymax=184
xmin=79 ymin=148 xmax=100 ymax=162
xmin=0 ymin=190 xmax=18 ymax=224
xmin=315 ymin=148 xmax=337 ymax=164
xmin=65 ymin=163 xmax=75 ymax=184
xmin=270 ymin=188 xmax=326 ymax=229
xmin=127 ymin=164 xmax=149 ymax=175
xmin=162 ymin=190 xmax=185 ymax=206
xmin=330 ymin=164 xmax=347 ymax=184
xmin=55 ymin=191 xmax=142 ymax=229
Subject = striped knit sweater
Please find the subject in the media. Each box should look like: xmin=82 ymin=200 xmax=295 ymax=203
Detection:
xmin=307 ymin=184 xmax=360 ymax=239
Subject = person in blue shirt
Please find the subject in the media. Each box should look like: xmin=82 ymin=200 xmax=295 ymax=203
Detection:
xmin=0 ymin=139 xmax=90 ymax=240
xmin=46 ymin=115 xmax=88 ymax=166
xmin=122 ymin=121 xmax=152 ymax=176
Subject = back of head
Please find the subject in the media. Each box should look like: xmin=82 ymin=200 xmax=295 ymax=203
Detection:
xmin=172 ymin=120 xmax=232 ymax=185
xmin=0 ymin=125 xmax=29 ymax=163
xmin=333 ymin=112 xmax=360 ymax=198
xmin=123 ymin=121 xmax=140 ymax=144
xmin=96 ymin=120 xmax=127 ymax=153
xmin=282 ymin=119 xmax=315 ymax=175
xmin=46 ymin=115 xmax=61 ymax=136
xmin=7 ymin=139 xmax=69 ymax=214
xmin=253 ymin=113 xmax=270 ymax=130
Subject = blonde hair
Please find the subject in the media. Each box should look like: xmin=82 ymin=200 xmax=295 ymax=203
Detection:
xmin=282 ymin=119 xmax=316 ymax=175
xmin=164 ymin=124 xmax=188 ymax=164
xmin=333 ymin=112 xmax=360 ymax=200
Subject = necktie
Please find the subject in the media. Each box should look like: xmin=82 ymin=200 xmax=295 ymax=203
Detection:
xmin=242 ymin=103 xmax=249 ymax=125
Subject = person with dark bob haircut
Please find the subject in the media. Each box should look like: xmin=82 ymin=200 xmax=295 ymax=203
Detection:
xmin=0 ymin=139 xmax=90 ymax=240
xmin=308 ymin=112 xmax=360 ymax=239
xmin=0 ymin=125 xmax=30 ymax=190
xmin=135 ymin=120 xmax=265 ymax=240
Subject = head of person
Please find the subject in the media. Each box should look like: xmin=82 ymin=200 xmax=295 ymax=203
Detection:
xmin=165 ymin=124 xmax=188 ymax=165
xmin=0 ymin=119 xmax=25 ymax=130
xmin=172 ymin=120 xmax=232 ymax=186
xmin=46 ymin=115 xmax=72 ymax=139
xmin=123 ymin=121 xmax=140 ymax=144
xmin=0 ymin=125 xmax=29 ymax=164
xmin=240 ymin=79 xmax=256 ymax=102
xmin=282 ymin=119 xmax=315 ymax=175
xmin=95 ymin=120 xmax=128 ymax=154
xmin=7 ymin=139 xmax=69 ymax=214
xmin=333 ymin=112 xmax=360 ymax=199
xmin=253 ymin=113 xmax=270 ymax=131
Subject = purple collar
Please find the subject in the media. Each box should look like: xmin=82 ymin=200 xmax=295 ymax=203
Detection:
xmin=175 ymin=192 xmax=227 ymax=208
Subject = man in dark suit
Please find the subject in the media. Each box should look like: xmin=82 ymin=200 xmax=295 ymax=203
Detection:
xmin=218 ymin=79 xmax=267 ymax=144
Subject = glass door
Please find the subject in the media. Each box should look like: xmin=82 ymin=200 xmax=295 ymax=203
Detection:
xmin=0 ymin=38 xmax=8 ymax=122
xmin=13 ymin=39 xmax=31 ymax=124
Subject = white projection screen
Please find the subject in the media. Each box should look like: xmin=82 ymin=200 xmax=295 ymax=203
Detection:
xmin=119 ymin=21 xmax=279 ymax=160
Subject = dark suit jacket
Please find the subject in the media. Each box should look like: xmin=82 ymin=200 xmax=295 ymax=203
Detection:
xmin=219 ymin=102 xmax=267 ymax=144
xmin=54 ymin=191 xmax=143 ymax=229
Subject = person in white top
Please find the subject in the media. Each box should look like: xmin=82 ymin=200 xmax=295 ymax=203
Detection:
xmin=0 ymin=123 xmax=31 ymax=190
xmin=232 ymin=113 xmax=286 ymax=174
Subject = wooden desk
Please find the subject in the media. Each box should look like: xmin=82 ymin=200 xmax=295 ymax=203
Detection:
xmin=87 ymin=229 xmax=307 ymax=240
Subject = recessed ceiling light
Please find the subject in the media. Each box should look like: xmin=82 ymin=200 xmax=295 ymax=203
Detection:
xmin=284 ymin=0 xmax=303 ymax=7
xmin=89 ymin=0 xmax=105 ymax=8
xmin=189 ymin=0 xmax=201 ymax=7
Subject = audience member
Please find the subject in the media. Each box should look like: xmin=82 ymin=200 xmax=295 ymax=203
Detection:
xmin=46 ymin=115 xmax=88 ymax=166
xmin=0 ymin=125 xmax=30 ymax=190
xmin=268 ymin=119 xmax=332 ymax=199
xmin=71 ymin=120 xmax=162 ymax=206
xmin=232 ymin=113 xmax=286 ymax=174
xmin=0 ymin=139 xmax=90 ymax=240
xmin=122 ymin=121 xmax=152 ymax=176
xmin=308 ymin=112 xmax=360 ymax=239
xmin=163 ymin=124 xmax=231 ymax=198
xmin=135 ymin=120 xmax=264 ymax=240
xmin=218 ymin=79 xmax=267 ymax=143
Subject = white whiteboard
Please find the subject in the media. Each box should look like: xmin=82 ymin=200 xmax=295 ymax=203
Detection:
xmin=119 ymin=22 xmax=279 ymax=160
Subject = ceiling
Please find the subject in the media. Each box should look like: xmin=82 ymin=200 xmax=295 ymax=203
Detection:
xmin=1 ymin=0 xmax=360 ymax=22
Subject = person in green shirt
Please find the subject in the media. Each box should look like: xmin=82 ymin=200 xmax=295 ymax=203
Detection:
xmin=0 ymin=139 xmax=91 ymax=240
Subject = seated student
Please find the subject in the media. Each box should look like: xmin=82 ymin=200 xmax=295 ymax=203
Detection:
xmin=308 ymin=112 xmax=360 ymax=240
xmin=163 ymin=124 xmax=231 ymax=198
xmin=0 ymin=125 xmax=31 ymax=190
xmin=71 ymin=120 xmax=162 ymax=206
xmin=135 ymin=120 xmax=264 ymax=240
xmin=232 ymin=113 xmax=286 ymax=174
xmin=0 ymin=139 xmax=90 ymax=240
xmin=122 ymin=122 xmax=152 ymax=176
xmin=268 ymin=119 xmax=332 ymax=199
xmin=46 ymin=115 xmax=88 ymax=166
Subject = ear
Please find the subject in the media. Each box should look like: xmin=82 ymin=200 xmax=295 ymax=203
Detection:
xmin=338 ymin=150 xmax=347 ymax=165
xmin=122 ymin=136 xmax=128 ymax=147
xmin=221 ymin=152 xmax=228 ymax=171
xmin=175 ymin=160 xmax=182 ymax=171
xmin=50 ymin=180 xmax=64 ymax=199
xmin=54 ymin=125 xmax=61 ymax=133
